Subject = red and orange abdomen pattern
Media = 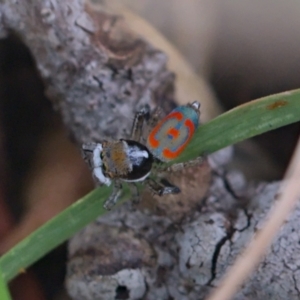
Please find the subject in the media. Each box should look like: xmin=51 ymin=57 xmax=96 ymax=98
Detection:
xmin=147 ymin=104 xmax=200 ymax=162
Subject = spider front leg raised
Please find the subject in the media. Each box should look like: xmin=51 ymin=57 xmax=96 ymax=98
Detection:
xmin=130 ymin=105 xmax=150 ymax=142
xmin=130 ymin=105 xmax=163 ymax=143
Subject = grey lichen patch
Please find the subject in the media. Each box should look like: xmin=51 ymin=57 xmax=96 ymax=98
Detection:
xmin=216 ymin=182 xmax=300 ymax=300
xmin=176 ymin=212 xmax=229 ymax=286
xmin=67 ymin=268 xmax=147 ymax=300
xmin=40 ymin=7 xmax=56 ymax=24
xmin=67 ymin=223 xmax=156 ymax=300
xmin=68 ymin=223 xmax=157 ymax=275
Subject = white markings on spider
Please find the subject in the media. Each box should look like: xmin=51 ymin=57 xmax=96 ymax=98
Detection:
xmin=92 ymin=143 xmax=111 ymax=186
xmin=122 ymin=171 xmax=151 ymax=183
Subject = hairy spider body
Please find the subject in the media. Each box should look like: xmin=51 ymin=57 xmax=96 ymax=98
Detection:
xmin=82 ymin=101 xmax=201 ymax=210
xmin=83 ymin=140 xmax=153 ymax=185
xmin=102 ymin=139 xmax=152 ymax=182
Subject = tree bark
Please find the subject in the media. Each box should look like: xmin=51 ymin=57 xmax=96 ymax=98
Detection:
xmin=0 ymin=0 xmax=175 ymax=143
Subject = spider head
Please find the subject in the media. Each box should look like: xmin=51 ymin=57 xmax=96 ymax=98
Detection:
xmin=82 ymin=140 xmax=153 ymax=185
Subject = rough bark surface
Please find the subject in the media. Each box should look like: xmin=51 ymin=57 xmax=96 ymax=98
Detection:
xmin=0 ymin=1 xmax=299 ymax=300
xmin=0 ymin=0 xmax=175 ymax=143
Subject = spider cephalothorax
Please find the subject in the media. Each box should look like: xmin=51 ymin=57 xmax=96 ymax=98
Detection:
xmin=82 ymin=101 xmax=201 ymax=209
xmin=100 ymin=139 xmax=153 ymax=182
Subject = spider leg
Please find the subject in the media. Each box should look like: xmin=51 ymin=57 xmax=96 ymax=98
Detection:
xmin=104 ymin=180 xmax=123 ymax=210
xmin=147 ymin=106 xmax=163 ymax=129
xmin=129 ymin=183 xmax=140 ymax=205
xmin=160 ymin=156 xmax=204 ymax=172
xmin=81 ymin=142 xmax=98 ymax=168
xmin=142 ymin=105 xmax=164 ymax=141
xmin=145 ymin=177 xmax=180 ymax=196
xmin=130 ymin=105 xmax=150 ymax=142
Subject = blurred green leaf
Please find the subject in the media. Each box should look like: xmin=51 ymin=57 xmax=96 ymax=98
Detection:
xmin=0 ymin=271 xmax=11 ymax=300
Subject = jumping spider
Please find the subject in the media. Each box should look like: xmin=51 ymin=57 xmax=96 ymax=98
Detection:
xmin=82 ymin=101 xmax=202 ymax=210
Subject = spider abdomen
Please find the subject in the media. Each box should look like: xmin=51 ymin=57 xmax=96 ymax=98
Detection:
xmin=147 ymin=102 xmax=200 ymax=162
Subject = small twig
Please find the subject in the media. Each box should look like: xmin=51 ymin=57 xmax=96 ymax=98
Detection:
xmin=207 ymin=136 xmax=300 ymax=300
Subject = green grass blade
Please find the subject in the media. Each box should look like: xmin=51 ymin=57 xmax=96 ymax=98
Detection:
xmin=0 ymin=89 xmax=300 ymax=282
xmin=173 ymin=89 xmax=300 ymax=165
xmin=0 ymin=185 xmax=112 ymax=282
xmin=0 ymin=271 xmax=11 ymax=300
